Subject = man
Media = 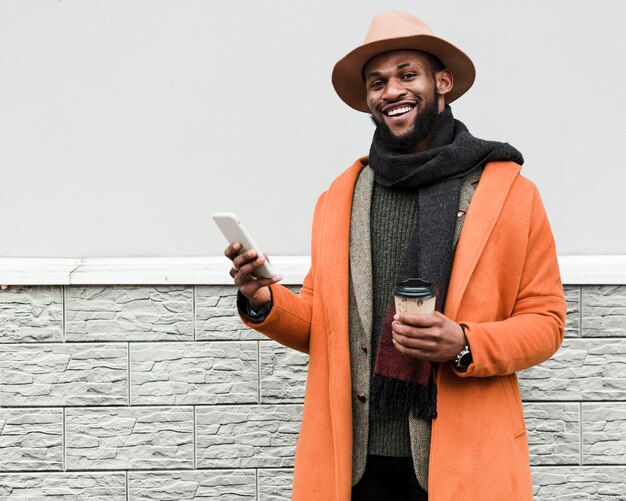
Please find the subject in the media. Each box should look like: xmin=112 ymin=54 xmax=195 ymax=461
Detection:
xmin=225 ymin=11 xmax=566 ymax=501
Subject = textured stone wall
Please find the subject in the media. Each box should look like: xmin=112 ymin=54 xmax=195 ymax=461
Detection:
xmin=0 ymin=284 xmax=625 ymax=499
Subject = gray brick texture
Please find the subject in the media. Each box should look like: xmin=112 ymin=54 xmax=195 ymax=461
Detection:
xmin=196 ymin=404 xmax=302 ymax=468
xmin=65 ymin=286 xmax=194 ymax=342
xmin=195 ymin=286 xmax=261 ymax=341
xmin=0 ymin=283 xmax=624 ymax=499
xmin=128 ymin=470 xmax=257 ymax=500
xmin=65 ymin=406 xmax=194 ymax=470
xmin=0 ymin=343 xmax=128 ymax=406
xmin=0 ymin=286 xmax=63 ymax=343
xmin=130 ymin=341 xmax=258 ymax=405
xmin=0 ymin=408 xmax=63 ymax=471
xmin=0 ymin=472 xmax=126 ymax=500
xmin=582 ymin=285 xmax=626 ymax=337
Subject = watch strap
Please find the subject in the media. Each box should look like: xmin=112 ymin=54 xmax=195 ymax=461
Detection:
xmin=454 ymin=324 xmax=472 ymax=372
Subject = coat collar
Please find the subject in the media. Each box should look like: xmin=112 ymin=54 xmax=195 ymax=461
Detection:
xmin=444 ymin=161 xmax=522 ymax=320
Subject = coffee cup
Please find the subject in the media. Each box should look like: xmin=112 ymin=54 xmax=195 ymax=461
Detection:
xmin=394 ymin=278 xmax=436 ymax=315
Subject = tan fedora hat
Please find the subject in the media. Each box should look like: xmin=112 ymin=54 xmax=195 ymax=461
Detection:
xmin=332 ymin=11 xmax=476 ymax=112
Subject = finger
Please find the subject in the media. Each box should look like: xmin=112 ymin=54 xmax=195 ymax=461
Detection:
xmin=224 ymin=242 xmax=242 ymax=261
xmin=392 ymin=329 xmax=435 ymax=352
xmin=231 ymin=249 xmax=260 ymax=271
xmin=392 ymin=321 xmax=433 ymax=339
xmin=391 ymin=337 xmax=432 ymax=359
xmin=238 ymin=254 xmax=271 ymax=277
xmin=234 ymin=257 xmax=271 ymax=287
xmin=252 ymin=275 xmax=283 ymax=288
xmin=394 ymin=312 xmax=439 ymax=327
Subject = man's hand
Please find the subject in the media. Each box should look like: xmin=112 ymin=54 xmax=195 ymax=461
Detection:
xmin=391 ymin=311 xmax=466 ymax=362
xmin=225 ymin=242 xmax=282 ymax=310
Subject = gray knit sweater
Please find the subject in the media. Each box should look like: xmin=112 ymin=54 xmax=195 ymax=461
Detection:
xmin=368 ymin=182 xmax=419 ymax=457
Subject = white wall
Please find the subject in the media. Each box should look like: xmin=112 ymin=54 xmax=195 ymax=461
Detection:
xmin=1 ymin=0 xmax=625 ymax=257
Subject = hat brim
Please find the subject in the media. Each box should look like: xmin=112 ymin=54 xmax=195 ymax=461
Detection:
xmin=331 ymin=34 xmax=476 ymax=113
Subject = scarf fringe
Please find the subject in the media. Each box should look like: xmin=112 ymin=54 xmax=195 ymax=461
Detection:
xmin=371 ymin=373 xmax=437 ymax=420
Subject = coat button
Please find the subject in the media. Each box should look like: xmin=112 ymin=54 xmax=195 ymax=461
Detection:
xmin=360 ymin=344 xmax=368 ymax=354
xmin=357 ymin=392 xmax=367 ymax=403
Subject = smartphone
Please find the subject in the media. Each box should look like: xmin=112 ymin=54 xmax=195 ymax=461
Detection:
xmin=212 ymin=212 xmax=277 ymax=279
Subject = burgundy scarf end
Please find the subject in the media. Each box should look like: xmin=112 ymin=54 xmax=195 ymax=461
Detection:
xmin=371 ymin=373 xmax=437 ymax=420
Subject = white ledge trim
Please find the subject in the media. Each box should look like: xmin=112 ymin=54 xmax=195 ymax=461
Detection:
xmin=0 ymin=255 xmax=624 ymax=285
xmin=0 ymin=257 xmax=310 ymax=285
xmin=557 ymin=255 xmax=626 ymax=285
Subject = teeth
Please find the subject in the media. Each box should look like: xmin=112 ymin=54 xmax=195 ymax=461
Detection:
xmin=386 ymin=105 xmax=413 ymax=117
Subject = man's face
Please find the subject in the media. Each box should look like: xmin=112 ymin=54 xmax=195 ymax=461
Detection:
xmin=364 ymin=50 xmax=442 ymax=151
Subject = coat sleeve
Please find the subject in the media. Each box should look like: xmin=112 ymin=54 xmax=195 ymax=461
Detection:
xmin=456 ymin=184 xmax=566 ymax=377
xmin=239 ymin=191 xmax=328 ymax=354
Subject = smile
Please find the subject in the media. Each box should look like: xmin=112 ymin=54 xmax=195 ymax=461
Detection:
xmin=384 ymin=104 xmax=415 ymax=117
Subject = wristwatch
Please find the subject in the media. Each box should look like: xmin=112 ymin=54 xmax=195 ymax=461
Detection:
xmin=454 ymin=324 xmax=473 ymax=372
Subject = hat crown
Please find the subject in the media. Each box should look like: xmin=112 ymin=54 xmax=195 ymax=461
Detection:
xmin=364 ymin=11 xmax=434 ymax=44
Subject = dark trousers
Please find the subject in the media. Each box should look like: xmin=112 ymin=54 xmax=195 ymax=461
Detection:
xmin=351 ymin=455 xmax=428 ymax=501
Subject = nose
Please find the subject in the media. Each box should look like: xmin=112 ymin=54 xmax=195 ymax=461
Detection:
xmin=382 ymin=78 xmax=407 ymax=101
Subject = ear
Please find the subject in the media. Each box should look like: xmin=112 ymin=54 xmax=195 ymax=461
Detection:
xmin=435 ymin=69 xmax=453 ymax=97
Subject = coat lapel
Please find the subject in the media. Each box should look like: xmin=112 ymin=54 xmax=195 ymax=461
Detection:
xmin=320 ymin=159 xmax=366 ymax=341
xmin=445 ymin=161 xmax=522 ymax=320
xmin=350 ymin=166 xmax=374 ymax=346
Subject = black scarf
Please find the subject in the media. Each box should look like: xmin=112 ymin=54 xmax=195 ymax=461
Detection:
xmin=369 ymin=105 xmax=523 ymax=419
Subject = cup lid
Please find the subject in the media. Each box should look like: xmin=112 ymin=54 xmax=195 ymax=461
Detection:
xmin=394 ymin=278 xmax=435 ymax=299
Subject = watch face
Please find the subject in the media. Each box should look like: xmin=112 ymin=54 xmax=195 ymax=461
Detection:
xmin=459 ymin=352 xmax=473 ymax=368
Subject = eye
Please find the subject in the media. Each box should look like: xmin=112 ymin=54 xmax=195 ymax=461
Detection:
xmin=369 ymin=80 xmax=384 ymax=89
xmin=401 ymin=72 xmax=417 ymax=80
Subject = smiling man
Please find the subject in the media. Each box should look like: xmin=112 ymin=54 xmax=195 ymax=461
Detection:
xmin=225 ymin=11 xmax=566 ymax=501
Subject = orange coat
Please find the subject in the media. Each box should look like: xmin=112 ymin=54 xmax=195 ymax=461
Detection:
xmin=242 ymin=158 xmax=566 ymax=500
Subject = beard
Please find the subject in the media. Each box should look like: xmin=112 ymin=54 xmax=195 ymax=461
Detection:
xmin=370 ymin=86 xmax=440 ymax=152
